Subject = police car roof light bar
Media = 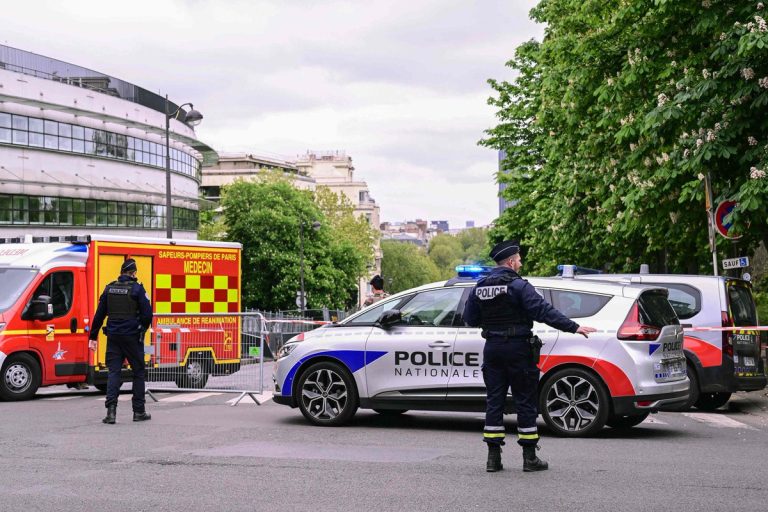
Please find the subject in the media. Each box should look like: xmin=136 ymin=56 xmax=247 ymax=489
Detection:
xmin=455 ymin=264 xmax=493 ymax=278
xmin=556 ymin=264 xmax=603 ymax=276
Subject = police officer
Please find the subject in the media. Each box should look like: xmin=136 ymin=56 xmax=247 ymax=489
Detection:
xmin=363 ymin=274 xmax=389 ymax=306
xmin=463 ymin=241 xmax=596 ymax=472
xmin=89 ymin=258 xmax=153 ymax=424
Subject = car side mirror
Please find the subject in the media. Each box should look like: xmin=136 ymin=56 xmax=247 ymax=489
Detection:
xmin=376 ymin=309 xmax=402 ymax=330
xmin=26 ymin=295 xmax=54 ymax=321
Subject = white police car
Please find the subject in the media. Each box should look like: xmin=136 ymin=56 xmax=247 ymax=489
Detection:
xmin=272 ymin=266 xmax=690 ymax=436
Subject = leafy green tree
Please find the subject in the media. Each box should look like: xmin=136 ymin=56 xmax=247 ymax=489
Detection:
xmin=427 ymin=228 xmax=492 ymax=278
xmin=314 ymin=186 xmax=377 ymax=265
xmin=381 ymin=241 xmax=441 ymax=293
xmin=221 ymin=176 xmax=365 ymax=310
xmin=482 ymin=0 xmax=768 ymax=275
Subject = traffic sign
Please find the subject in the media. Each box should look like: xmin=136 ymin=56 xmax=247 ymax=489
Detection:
xmin=714 ymin=200 xmax=741 ymax=239
xmin=296 ymin=291 xmax=307 ymax=309
xmin=722 ymin=257 xmax=749 ymax=270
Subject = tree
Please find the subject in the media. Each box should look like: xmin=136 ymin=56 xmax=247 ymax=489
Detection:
xmin=381 ymin=241 xmax=441 ymax=293
xmin=314 ymin=186 xmax=377 ymax=265
xmin=221 ymin=176 xmax=366 ymax=310
xmin=481 ymin=1 xmax=768 ymax=275
xmin=427 ymin=228 xmax=492 ymax=278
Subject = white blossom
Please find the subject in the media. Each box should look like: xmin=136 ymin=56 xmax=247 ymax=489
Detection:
xmin=706 ymin=130 xmax=716 ymax=142
xmin=662 ymin=152 xmax=670 ymax=162
xmin=607 ymin=77 xmax=615 ymax=86
xmin=702 ymin=68 xmax=711 ymax=79
xmin=698 ymin=173 xmax=705 ymax=181
xmin=630 ymin=143 xmax=637 ymax=151
xmin=720 ymin=32 xmax=727 ymax=41
xmin=756 ymin=16 xmax=768 ymax=31
xmin=749 ymin=136 xmax=759 ymax=146
xmin=760 ymin=77 xmax=768 ymax=88
xmin=750 ymin=167 xmax=766 ymax=179
xmin=742 ymin=68 xmax=755 ymax=80
xmin=684 ymin=149 xmax=691 ymax=158
xmin=657 ymin=93 xmax=669 ymax=107
xmin=696 ymin=138 xmax=704 ymax=148
xmin=669 ymin=212 xmax=679 ymax=224
xmin=702 ymin=0 xmax=711 ymax=8
xmin=759 ymin=3 xmax=765 ymax=10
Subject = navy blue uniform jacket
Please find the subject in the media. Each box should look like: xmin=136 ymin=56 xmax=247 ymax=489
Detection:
xmin=463 ymin=267 xmax=579 ymax=335
xmin=90 ymin=275 xmax=153 ymax=339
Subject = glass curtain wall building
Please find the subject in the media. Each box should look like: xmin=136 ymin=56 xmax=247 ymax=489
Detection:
xmin=0 ymin=45 xmax=217 ymax=240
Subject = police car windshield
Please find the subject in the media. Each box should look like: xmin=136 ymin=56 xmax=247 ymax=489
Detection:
xmin=0 ymin=268 xmax=39 ymax=313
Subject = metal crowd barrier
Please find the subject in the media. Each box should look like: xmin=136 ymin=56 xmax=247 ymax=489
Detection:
xmin=145 ymin=312 xmax=269 ymax=405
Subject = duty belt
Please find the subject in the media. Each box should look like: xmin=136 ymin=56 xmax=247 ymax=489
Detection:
xmin=482 ymin=326 xmax=531 ymax=339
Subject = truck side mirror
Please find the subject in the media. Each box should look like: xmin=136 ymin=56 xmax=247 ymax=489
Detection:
xmin=26 ymin=295 xmax=54 ymax=321
xmin=376 ymin=309 xmax=402 ymax=330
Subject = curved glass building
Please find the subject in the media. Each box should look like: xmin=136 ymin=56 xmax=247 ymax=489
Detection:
xmin=0 ymin=45 xmax=216 ymax=240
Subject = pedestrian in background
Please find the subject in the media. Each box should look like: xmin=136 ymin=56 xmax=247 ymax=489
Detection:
xmin=463 ymin=240 xmax=596 ymax=472
xmin=89 ymin=258 xmax=153 ymax=424
xmin=363 ymin=274 xmax=389 ymax=306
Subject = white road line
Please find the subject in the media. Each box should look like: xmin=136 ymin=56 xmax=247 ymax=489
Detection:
xmin=99 ymin=395 xmax=139 ymax=402
xmin=40 ymin=396 xmax=81 ymax=401
xmin=641 ymin=416 xmax=668 ymax=425
xmin=683 ymin=412 xmax=757 ymax=430
xmin=159 ymin=392 xmax=223 ymax=403
xmin=226 ymin=391 xmax=274 ymax=405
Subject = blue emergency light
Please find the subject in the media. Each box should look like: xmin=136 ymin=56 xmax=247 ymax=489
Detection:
xmin=455 ymin=264 xmax=493 ymax=278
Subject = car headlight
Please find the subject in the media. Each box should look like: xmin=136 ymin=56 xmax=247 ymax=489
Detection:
xmin=276 ymin=343 xmax=298 ymax=360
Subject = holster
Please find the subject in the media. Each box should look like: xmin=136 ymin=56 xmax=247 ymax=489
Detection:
xmin=528 ymin=335 xmax=543 ymax=364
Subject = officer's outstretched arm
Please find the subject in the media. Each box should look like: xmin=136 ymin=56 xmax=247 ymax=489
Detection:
xmin=517 ymin=281 xmax=579 ymax=333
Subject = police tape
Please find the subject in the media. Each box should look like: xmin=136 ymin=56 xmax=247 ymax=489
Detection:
xmin=684 ymin=326 xmax=768 ymax=332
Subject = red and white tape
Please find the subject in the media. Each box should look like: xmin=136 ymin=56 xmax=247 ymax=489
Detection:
xmin=684 ymin=326 xmax=768 ymax=332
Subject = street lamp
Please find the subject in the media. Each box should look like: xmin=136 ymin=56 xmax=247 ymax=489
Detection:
xmin=165 ymin=94 xmax=203 ymax=239
xmin=299 ymin=220 xmax=322 ymax=314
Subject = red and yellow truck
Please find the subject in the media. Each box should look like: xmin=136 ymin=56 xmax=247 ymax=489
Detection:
xmin=0 ymin=235 xmax=242 ymax=400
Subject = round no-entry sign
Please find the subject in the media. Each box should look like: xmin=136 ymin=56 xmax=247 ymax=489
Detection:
xmin=714 ymin=200 xmax=741 ymax=239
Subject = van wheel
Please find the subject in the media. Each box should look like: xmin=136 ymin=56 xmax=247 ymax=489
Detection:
xmin=175 ymin=359 xmax=210 ymax=389
xmin=539 ymin=368 xmax=610 ymax=437
xmin=297 ymin=361 xmax=358 ymax=426
xmin=667 ymin=366 xmax=699 ymax=412
xmin=0 ymin=353 xmax=41 ymax=401
xmin=695 ymin=392 xmax=732 ymax=411
xmin=606 ymin=412 xmax=650 ymax=429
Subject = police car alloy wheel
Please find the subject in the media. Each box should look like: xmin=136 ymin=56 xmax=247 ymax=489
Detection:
xmin=0 ymin=353 xmax=41 ymax=401
xmin=539 ymin=367 xmax=610 ymax=437
xmin=297 ymin=361 xmax=358 ymax=426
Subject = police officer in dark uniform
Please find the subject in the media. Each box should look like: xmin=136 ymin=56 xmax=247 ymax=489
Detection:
xmin=89 ymin=258 xmax=153 ymax=424
xmin=463 ymin=241 xmax=595 ymax=472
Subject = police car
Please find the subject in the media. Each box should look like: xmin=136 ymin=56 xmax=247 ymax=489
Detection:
xmin=272 ymin=266 xmax=690 ymax=437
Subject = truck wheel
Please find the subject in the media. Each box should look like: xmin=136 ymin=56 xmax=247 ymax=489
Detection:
xmin=297 ymin=361 xmax=358 ymax=426
xmin=666 ymin=366 xmax=699 ymax=412
xmin=695 ymin=391 xmax=732 ymax=411
xmin=0 ymin=353 xmax=41 ymax=401
xmin=539 ymin=368 xmax=610 ymax=437
xmin=606 ymin=412 xmax=650 ymax=429
xmin=175 ymin=359 xmax=210 ymax=389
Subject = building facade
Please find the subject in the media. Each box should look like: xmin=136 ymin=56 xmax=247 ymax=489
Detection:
xmin=0 ymin=45 xmax=215 ymax=240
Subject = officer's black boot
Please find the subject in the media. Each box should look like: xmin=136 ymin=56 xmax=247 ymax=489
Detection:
xmin=133 ymin=411 xmax=152 ymax=422
xmin=522 ymin=445 xmax=548 ymax=472
xmin=486 ymin=444 xmax=503 ymax=472
xmin=102 ymin=404 xmax=117 ymax=424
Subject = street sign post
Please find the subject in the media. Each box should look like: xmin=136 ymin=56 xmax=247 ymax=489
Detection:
xmin=722 ymin=256 xmax=749 ymax=270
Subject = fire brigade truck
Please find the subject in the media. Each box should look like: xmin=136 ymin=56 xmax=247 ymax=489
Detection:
xmin=0 ymin=235 xmax=242 ymax=400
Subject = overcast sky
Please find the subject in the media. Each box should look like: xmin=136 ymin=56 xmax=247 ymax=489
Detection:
xmin=4 ymin=0 xmax=543 ymax=228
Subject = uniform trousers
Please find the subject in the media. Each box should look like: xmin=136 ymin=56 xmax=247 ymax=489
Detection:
xmin=105 ymin=333 xmax=146 ymax=412
xmin=482 ymin=337 xmax=540 ymax=447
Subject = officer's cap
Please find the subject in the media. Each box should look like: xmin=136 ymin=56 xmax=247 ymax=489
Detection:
xmin=489 ymin=240 xmax=520 ymax=263
xmin=121 ymin=258 xmax=138 ymax=273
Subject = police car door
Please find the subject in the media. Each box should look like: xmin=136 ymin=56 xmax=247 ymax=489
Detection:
xmin=447 ymin=286 xmax=559 ymax=402
xmin=365 ymin=287 xmax=465 ymax=404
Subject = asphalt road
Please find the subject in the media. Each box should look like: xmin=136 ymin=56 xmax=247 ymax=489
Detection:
xmin=2 ymin=383 xmax=767 ymax=512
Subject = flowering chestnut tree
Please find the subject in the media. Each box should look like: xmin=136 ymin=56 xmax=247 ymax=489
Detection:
xmin=482 ymin=0 xmax=768 ymax=274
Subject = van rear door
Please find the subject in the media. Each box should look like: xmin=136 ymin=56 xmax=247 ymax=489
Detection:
xmin=725 ymin=280 xmax=764 ymax=381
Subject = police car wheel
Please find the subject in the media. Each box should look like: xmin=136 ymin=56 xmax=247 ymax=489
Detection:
xmin=695 ymin=391 xmax=731 ymax=411
xmin=605 ymin=412 xmax=650 ymax=429
xmin=539 ymin=368 xmax=610 ymax=437
xmin=0 ymin=353 xmax=41 ymax=401
xmin=297 ymin=361 xmax=358 ymax=426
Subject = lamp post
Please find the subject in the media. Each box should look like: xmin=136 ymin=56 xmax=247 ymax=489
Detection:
xmin=165 ymin=95 xmax=203 ymax=239
xmin=299 ymin=220 xmax=322 ymax=314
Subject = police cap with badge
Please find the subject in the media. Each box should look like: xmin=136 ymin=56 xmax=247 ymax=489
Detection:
xmin=489 ymin=240 xmax=520 ymax=263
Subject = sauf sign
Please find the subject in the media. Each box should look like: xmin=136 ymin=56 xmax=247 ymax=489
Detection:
xmin=722 ymin=257 xmax=749 ymax=270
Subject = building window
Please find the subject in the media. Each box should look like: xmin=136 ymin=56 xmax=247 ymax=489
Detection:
xmin=0 ymin=193 xmax=198 ymax=231
xmin=0 ymin=111 xmax=202 ymax=181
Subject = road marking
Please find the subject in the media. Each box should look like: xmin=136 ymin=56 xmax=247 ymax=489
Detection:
xmin=159 ymin=392 xmax=223 ymax=403
xmin=683 ymin=412 xmax=757 ymax=430
xmin=226 ymin=391 xmax=274 ymax=405
xmin=40 ymin=396 xmax=81 ymax=401
xmin=641 ymin=416 xmax=667 ymax=425
xmin=99 ymin=395 xmax=140 ymax=402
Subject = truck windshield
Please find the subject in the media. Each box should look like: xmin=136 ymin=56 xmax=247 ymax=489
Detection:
xmin=0 ymin=268 xmax=39 ymax=313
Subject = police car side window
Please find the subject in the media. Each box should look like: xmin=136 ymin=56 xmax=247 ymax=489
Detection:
xmin=551 ymin=290 xmax=610 ymax=319
xmin=346 ymin=297 xmax=402 ymax=325
xmin=32 ymin=271 xmax=74 ymax=318
xmin=398 ymin=288 xmax=464 ymax=327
